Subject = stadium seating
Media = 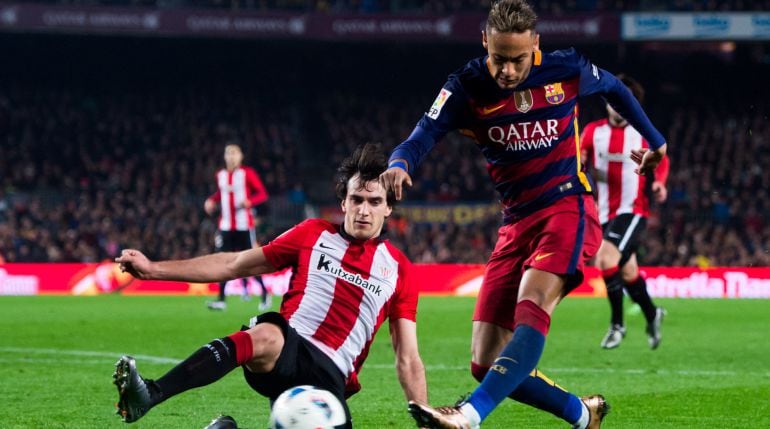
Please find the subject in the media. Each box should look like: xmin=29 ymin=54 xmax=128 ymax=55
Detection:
xmin=0 ymin=29 xmax=767 ymax=267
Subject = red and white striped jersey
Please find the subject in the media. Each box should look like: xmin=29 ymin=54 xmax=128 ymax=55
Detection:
xmin=581 ymin=118 xmax=669 ymax=224
xmin=207 ymin=166 xmax=268 ymax=231
xmin=261 ymin=219 xmax=418 ymax=395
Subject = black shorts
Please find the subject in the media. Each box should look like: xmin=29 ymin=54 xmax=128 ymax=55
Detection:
xmin=241 ymin=312 xmax=353 ymax=428
xmin=215 ymin=230 xmax=255 ymax=252
xmin=602 ymin=213 xmax=646 ymax=267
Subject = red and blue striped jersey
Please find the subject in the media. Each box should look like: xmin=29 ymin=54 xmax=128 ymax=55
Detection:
xmin=390 ymin=48 xmax=665 ymax=223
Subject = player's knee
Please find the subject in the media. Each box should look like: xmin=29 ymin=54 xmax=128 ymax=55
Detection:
xmin=621 ymin=260 xmax=639 ymax=283
xmin=621 ymin=268 xmax=638 ymax=283
xmin=244 ymin=323 xmax=283 ymax=371
xmin=595 ymin=243 xmax=621 ymax=269
xmin=471 ymin=362 xmax=490 ymax=382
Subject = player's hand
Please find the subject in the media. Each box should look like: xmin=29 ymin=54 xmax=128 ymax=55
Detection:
xmin=652 ymin=180 xmax=668 ymax=203
xmin=115 ymin=249 xmax=154 ymax=280
xmin=240 ymin=200 xmax=252 ymax=209
xmin=204 ymin=199 xmax=217 ymax=215
xmin=631 ymin=144 xmax=666 ymax=175
xmin=379 ymin=166 xmax=413 ymax=201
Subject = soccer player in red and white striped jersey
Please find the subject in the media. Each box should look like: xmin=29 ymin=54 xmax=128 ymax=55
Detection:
xmin=204 ymin=144 xmax=270 ymax=311
xmin=113 ymin=144 xmax=427 ymax=427
xmin=581 ymin=74 xmax=669 ymax=350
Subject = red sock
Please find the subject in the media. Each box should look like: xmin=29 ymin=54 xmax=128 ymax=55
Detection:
xmin=513 ymin=299 xmax=551 ymax=336
xmin=227 ymin=331 xmax=254 ymax=365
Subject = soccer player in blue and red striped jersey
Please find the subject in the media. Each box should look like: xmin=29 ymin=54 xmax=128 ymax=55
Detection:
xmin=381 ymin=1 xmax=667 ymax=428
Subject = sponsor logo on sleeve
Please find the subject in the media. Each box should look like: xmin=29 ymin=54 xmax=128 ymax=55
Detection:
xmin=427 ymin=88 xmax=452 ymax=120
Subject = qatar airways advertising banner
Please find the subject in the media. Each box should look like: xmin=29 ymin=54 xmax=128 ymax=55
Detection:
xmin=1 ymin=263 xmax=769 ymax=298
xmin=0 ymin=4 xmax=618 ymax=41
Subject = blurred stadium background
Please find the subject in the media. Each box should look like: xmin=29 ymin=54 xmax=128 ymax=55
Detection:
xmin=1 ymin=1 xmax=769 ymax=427
xmin=1 ymin=0 xmax=768 ymax=270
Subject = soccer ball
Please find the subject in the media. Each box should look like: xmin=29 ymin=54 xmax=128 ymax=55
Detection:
xmin=269 ymin=385 xmax=346 ymax=429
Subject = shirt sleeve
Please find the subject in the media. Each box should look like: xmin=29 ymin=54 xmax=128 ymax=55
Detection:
xmin=388 ymin=255 xmax=418 ymax=322
xmin=261 ymin=220 xmax=313 ymax=269
xmin=207 ymin=172 xmax=221 ymax=203
xmin=575 ymin=53 xmax=666 ymax=150
xmin=245 ymin=167 xmax=269 ymax=207
xmin=389 ymin=77 xmax=469 ymax=174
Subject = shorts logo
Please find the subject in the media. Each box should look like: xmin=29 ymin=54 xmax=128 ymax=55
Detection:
xmin=534 ymin=252 xmax=555 ymax=261
xmin=427 ymin=88 xmax=452 ymax=120
xmin=514 ymin=89 xmax=533 ymax=113
xmin=544 ymin=83 xmax=565 ymax=105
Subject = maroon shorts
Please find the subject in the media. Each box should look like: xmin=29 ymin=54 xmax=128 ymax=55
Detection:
xmin=473 ymin=194 xmax=601 ymax=330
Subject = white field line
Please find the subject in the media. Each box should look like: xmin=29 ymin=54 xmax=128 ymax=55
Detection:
xmin=364 ymin=364 xmax=770 ymax=378
xmin=0 ymin=347 xmax=180 ymax=364
xmin=1 ymin=347 xmax=768 ymax=378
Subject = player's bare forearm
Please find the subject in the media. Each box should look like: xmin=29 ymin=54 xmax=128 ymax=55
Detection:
xmin=149 ymin=252 xmax=241 ymax=282
xmin=390 ymin=318 xmax=428 ymax=403
xmin=117 ymin=248 xmax=274 ymax=283
xmin=396 ymin=355 xmax=428 ymax=403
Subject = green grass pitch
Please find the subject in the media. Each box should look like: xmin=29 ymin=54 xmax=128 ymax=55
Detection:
xmin=1 ymin=295 xmax=768 ymax=428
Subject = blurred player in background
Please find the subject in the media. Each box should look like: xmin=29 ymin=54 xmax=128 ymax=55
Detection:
xmin=380 ymin=0 xmax=667 ymax=427
xmin=113 ymin=144 xmax=427 ymax=428
xmin=581 ymin=74 xmax=669 ymax=350
xmin=204 ymin=143 xmax=271 ymax=311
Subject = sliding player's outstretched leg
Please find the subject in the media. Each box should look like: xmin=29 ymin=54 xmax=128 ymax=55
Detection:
xmin=113 ymin=356 xmax=156 ymax=423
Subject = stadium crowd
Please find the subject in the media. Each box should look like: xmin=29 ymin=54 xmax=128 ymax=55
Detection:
xmin=0 ymin=49 xmax=768 ymax=267
xmin=0 ymin=83 xmax=302 ymax=263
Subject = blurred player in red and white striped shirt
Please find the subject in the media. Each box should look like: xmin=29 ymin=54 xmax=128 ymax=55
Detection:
xmin=581 ymin=74 xmax=669 ymax=350
xmin=113 ymin=144 xmax=427 ymax=427
xmin=204 ymin=144 xmax=271 ymax=311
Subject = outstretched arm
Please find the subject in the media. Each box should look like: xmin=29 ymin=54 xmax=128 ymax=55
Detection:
xmin=115 ymin=247 xmax=276 ymax=283
xmin=390 ymin=318 xmax=428 ymax=403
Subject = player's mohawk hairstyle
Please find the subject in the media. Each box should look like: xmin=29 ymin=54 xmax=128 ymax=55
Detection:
xmin=487 ymin=0 xmax=538 ymax=33
xmin=335 ymin=143 xmax=395 ymax=206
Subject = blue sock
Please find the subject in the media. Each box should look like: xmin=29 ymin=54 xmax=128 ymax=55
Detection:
xmin=467 ymin=324 xmax=546 ymax=422
xmin=510 ymin=373 xmax=584 ymax=424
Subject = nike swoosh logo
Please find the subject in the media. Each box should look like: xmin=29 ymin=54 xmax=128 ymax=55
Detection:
xmin=319 ymin=242 xmax=335 ymax=250
xmin=481 ymin=103 xmax=506 ymax=115
xmin=534 ymin=252 xmax=555 ymax=261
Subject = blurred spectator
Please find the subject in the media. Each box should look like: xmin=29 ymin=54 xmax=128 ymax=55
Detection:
xmin=0 ymin=83 xmax=301 ymax=263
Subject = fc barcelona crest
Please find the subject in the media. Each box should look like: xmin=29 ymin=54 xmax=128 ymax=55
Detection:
xmin=544 ymin=82 xmax=565 ymax=105
xmin=514 ymin=89 xmax=533 ymax=113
